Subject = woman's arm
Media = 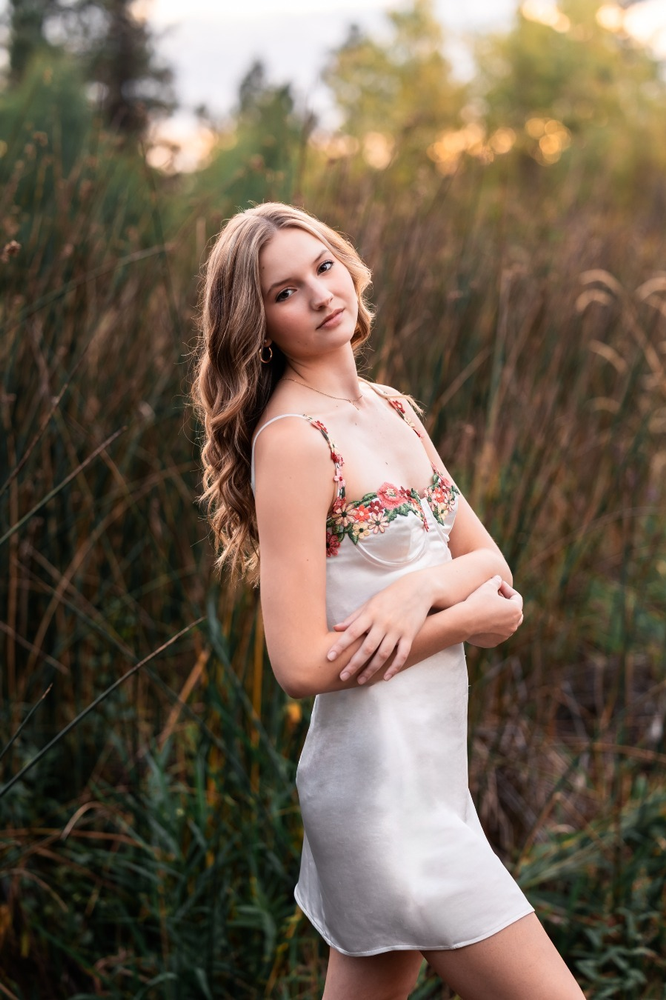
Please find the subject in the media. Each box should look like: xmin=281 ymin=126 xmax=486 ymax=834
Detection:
xmin=254 ymin=417 xmax=484 ymax=700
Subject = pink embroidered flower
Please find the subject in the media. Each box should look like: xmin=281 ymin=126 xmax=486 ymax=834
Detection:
xmin=331 ymin=498 xmax=356 ymax=527
xmin=326 ymin=531 xmax=341 ymax=556
xmin=331 ymin=451 xmax=344 ymax=467
xmin=377 ymin=482 xmax=411 ymax=509
xmin=368 ymin=512 xmax=390 ymax=533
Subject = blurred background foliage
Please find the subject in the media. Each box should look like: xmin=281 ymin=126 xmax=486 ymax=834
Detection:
xmin=0 ymin=0 xmax=665 ymax=997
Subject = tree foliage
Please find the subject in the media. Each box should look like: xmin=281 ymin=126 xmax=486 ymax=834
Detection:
xmin=2 ymin=0 xmax=175 ymax=138
xmin=473 ymin=0 xmax=666 ymax=191
xmin=323 ymin=0 xmax=465 ymax=176
xmin=77 ymin=0 xmax=176 ymax=136
xmin=7 ymin=0 xmax=60 ymax=82
xmin=190 ymin=60 xmax=312 ymax=210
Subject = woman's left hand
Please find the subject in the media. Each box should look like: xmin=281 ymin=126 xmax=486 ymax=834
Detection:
xmin=466 ymin=580 xmax=524 ymax=646
xmin=326 ymin=573 xmax=434 ymax=684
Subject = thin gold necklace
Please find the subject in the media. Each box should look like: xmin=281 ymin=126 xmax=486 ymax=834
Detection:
xmin=282 ymin=377 xmax=364 ymax=411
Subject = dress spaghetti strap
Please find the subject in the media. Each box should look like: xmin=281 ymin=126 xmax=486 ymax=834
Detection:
xmin=250 ymin=413 xmax=345 ymax=503
xmin=362 ymin=380 xmax=424 ymax=439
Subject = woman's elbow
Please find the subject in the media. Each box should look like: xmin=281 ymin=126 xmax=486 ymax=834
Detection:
xmin=280 ymin=675 xmax=313 ymax=700
xmin=486 ymin=548 xmax=513 ymax=586
xmin=271 ymin=658 xmax=315 ymax=700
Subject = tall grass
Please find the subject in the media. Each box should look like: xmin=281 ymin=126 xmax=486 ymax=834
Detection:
xmin=1 ymin=87 xmax=665 ymax=997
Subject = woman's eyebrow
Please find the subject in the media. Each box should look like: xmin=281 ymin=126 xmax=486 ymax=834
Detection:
xmin=266 ymin=249 xmax=327 ymax=294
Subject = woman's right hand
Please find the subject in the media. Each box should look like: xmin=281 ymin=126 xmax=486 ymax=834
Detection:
xmin=462 ymin=576 xmax=524 ymax=647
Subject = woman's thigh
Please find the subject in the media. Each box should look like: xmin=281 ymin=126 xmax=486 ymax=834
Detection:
xmin=322 ymin=947 xmax=423 ymax=1000
xmin=421 ymin=912 xmax=586 ymax=1000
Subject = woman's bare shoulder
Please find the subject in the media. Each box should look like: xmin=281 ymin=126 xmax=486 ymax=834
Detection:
xmin=252 ymin=379 xmax=323 ymax=443
xmin=252 ymin=411 xmax=335 ymax=508
xmin=252 ymin=411 xmax=319 ymax=458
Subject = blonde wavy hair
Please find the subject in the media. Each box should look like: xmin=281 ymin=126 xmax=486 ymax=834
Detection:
xmin=190 ymin=202 xmax=375 ymax=586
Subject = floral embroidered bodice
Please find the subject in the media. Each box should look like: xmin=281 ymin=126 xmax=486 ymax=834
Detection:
xmin=251 ymin=386 xmax=460 ymax=558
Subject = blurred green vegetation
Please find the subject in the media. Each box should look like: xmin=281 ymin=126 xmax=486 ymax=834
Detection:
xmin=193 ymin=60 xmax=311 ymax=212
xmin=1 ymin=0 xmax=666 ymax=997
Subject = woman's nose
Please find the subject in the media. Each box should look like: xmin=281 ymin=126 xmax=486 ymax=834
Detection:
xmin=310 ymin=279 xmax=333 ymax=309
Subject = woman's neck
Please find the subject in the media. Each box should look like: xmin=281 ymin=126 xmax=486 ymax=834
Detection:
xmin=283 ymin=349 xmax=362 ymax=400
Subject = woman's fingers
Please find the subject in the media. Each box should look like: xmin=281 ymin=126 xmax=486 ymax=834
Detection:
xmin=339 ymin=627 xmax=385 ymax=680
xmin=509 ymin=592 xmax=523 ymax=612
xmin=328 ymin=614 xmax=372 ymax=660
xmin=384 ymin=637 xmax=412 ymax=681
xmin=356 ymin=633 xmax=399 ymax=684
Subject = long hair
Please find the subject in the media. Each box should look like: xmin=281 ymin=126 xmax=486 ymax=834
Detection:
xmin=190 ymin=202 xmax=375 ymax=586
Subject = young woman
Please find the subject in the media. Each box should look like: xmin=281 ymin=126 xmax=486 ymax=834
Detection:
xmin=192 ymin=202 xmax=586 ymax=1000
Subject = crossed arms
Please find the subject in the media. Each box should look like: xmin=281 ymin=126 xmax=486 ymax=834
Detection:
xmin=254 ymin=402 xmax=523 ymax=700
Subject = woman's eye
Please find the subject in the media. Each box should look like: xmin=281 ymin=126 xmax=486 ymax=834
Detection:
xmin=274 ymin=261 xmax=333 ymax=301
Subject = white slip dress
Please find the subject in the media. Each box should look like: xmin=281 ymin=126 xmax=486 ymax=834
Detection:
xmin=250 ymin=386 xmax=534 ymax=957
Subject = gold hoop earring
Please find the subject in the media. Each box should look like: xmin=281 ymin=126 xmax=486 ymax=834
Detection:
xmin=260 ymin=343 xmax=273 ymax=364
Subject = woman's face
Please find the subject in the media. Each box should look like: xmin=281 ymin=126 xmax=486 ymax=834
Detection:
xmin=259 ymin=227 xmax=359 ymax=362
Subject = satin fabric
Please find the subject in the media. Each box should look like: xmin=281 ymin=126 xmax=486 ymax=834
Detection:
xmin=251 ymin=411 xmax=534 ymax=957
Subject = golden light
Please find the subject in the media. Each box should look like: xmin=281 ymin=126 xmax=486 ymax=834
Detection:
xmin=539 ymin=134 xmax=562 ymax=158
xmin=362 ymin=132 xmax=395 ymax=170
xmin=521 ymin=0 xmax=571 ymax=32
xmin=539 ymin=123 xmax=571 ymax=162
xmin=525 ymin=116 xmax=547 ymax=138
xmin=427 ymin=123 xmax=488 ymax=174
xmin=285 ymin=701 xmax=302 ymax=725
xmin=146 ymin=117 xmax=216 ymax=173
xmin=489 ymin=128 xmax=516 ymax=154
xmin=310 ymin=132 xmax=360 ymax=160
xmin=596 ymin=4 xmax=625 ymax=32
xmin=523 ymin=117 xmax=572 ymax=163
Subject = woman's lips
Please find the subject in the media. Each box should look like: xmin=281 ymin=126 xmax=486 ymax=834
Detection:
xmin=317 ymin=307 xmax=344 ymax=329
